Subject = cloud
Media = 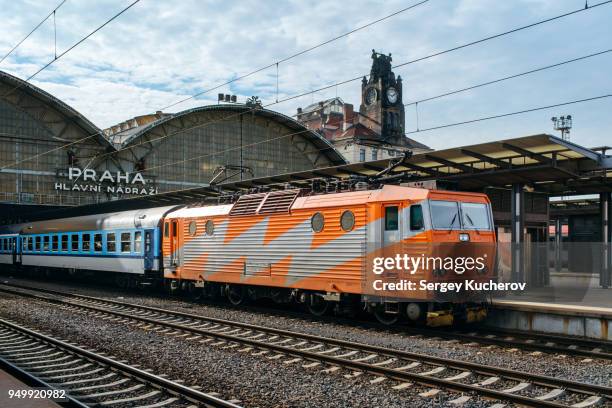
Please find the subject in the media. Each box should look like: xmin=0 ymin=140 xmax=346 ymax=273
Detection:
xmin=0 ymin=0 xmax=610 ymax=150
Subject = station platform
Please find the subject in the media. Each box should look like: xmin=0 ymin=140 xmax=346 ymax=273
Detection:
xmin=0 ymin=368 xmax=61 ymax=408
xmin=487 ymin=285 xmax=612 ymax=340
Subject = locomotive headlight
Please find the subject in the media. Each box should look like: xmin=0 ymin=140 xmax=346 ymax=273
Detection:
xmin=459 ymin=233 xmax=470 ymax=242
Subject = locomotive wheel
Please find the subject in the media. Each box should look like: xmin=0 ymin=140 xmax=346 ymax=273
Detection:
xmin=307 ymin=295 xmax=329 ymax=317
xmin=373 ymin=308 xmax=399 ymax=326
xmin=227 ymin=285 xmax=247 ymax=306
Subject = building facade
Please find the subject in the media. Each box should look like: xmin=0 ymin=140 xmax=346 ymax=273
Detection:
xmin=0 ymin=71 xmax=346 ymax=222
xmin=296 ymin=50 xmax=431 ymax=162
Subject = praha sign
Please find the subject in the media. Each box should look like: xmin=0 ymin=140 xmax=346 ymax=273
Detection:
xmin=54 ymin=167 xmax=159 ymax=195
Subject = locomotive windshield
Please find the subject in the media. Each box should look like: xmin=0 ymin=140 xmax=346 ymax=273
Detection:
xmin=430 ymin=200 xmax=460 ymax=229
xmin=430 ymin=200 xmax=491 ymax=230
xmin=460 ymin=202 xmax=491 ymax=230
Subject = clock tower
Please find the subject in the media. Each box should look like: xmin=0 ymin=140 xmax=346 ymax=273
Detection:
xmin=359 ymin=49 xmax=405 ymax=144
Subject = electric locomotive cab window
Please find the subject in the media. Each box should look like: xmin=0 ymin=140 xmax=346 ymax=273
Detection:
xmin=460 ymin=202 xmax=491 ymax=230
xmin=94 ymin=234 xmax=102 ymax=252
xmin=134 ymin=231 xmax=142 ymax=253
xmin=71 ymin=234 xmax=79 ymax=252
xmin=164 ymin=222 xmax=169 ymax=237
xmin=107 ymin=233 xmax=116 ymax=252
xmin=385 ymin=206 xmax=399 ymax=231
xmin=410 ymin=205 xmax=424 ymax=231
xmin=430 ymin=200 xmax=460 ymax=230
xmin=51 ymin=235 xmax=58 ymax=252
xmin=121 ymin=232 xmax=131 ymax=253
xmin=61 ymin=235 xmax=68 ymax=252
xmin=82 ymin=234 xmax=91 ymax=252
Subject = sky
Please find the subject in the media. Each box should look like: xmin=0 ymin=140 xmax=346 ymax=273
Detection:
xmin=0 ymin=0 xmax=611 ymax=150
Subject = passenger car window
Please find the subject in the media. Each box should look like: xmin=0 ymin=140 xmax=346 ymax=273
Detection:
xmin=410 ymin=205 xmax=424 ymax=230
xmin=134 ymin=231 xmax=142 ymax=253
xmin=71 ymin=234 xmax=79 ymax=252
xmin=82 ymin=234 xmax=91 ymax=252
xmin=430 ymin=201 xmax=460 ymax=229
xmin=43 ymin=236 xmax=49 ymax=251
xmin=94 ymin=234 xmax=103 ymax=252
xmin=107 ymin=233 xmax=116 ymax=252
xmin=61 ymin=235 xmax=68 ymax=251
xmin=51 ymin=235 xmax=58 ymax=252
xmin=385 ymin=206 xmax=399 ymax=231
xmin=461 ymin=202 xmax=491 ymax=230
xmin=121 ymin=232 xmax=131 ymax=253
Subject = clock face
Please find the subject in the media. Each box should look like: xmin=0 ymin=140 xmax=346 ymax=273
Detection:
xmin=386 ymin=87 xmax=398 ymax=104
xmin=366 ymin=87 xmax=377 ymax=105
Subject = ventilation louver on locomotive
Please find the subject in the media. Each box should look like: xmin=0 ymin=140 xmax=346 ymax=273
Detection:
xmin=229 ymin=190 xmax=299 ymax=216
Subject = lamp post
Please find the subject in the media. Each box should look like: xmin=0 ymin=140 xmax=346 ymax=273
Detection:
xmin=551 ymin=115 xmax=572 ymax=141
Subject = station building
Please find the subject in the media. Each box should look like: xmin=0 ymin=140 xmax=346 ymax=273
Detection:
xmin=0 ymin=71 xmax=346 ymax=223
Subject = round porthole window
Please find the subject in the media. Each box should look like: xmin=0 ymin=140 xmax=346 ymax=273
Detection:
xmin=340 ymin=210 xmax=355 ymax=232
xmin=188 ymin=221 xmax=197 ymax=236
xmin=205 ymin=220 xmax=214 ymax=236
xmin=311 ymin=212 xmax=324 ymax=233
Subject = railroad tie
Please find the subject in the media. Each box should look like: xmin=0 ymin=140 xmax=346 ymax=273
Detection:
xmin=420 ymin=366 xmax=447 ymax=376
xmin=131 ymin=397 xmax=179 ymax=408
xmin=369 ymin=376 xmax=387 ymax=384
xmin=391 ymin=382 xmax=412 ymax=390
xmin=98 ymin=390 xmax=161 ymax=406
xmin=535 ymin=388 xmax=565 ymax=401
xmin=474 ymin=376 xmax=500 ymax=386
xmin=322 ymin=366 xmax=341 ymax=373
xmin=448 ymin=395 xmax=471 ymax=405
xmin=343 ymin=371 xmax=363 ymax=379
xmin=500 ymin=382 xmax=531 ymax=393
xmin=283 ymin=357 xmax=302 ymax=365
xmin=418 ymin=388 xmax=441 ymax=398
xmin=302 ymin=362 xmax=321 ymax=369
xmin=571 ymin=396 xmax=603 ymax=408
xmin=443 ymin=371 xmax=472 ymax=381
xmin=395 ymin=362 xmax=421 ymax=371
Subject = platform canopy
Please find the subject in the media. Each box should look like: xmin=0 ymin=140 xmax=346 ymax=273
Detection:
xmin=28 ymin=133 xmax=612 ymax=221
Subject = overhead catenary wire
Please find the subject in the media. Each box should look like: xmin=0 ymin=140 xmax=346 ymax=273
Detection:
xmin=0 ymin=0 xmax=67 ymax=65
xmin=404 ymin=48 xmax=612 ymax=106
xmin=0 ymin=0 xmax=430 ymax=169
xmin=2 ymin=0 xmax=610 ymax=171
xmin=2 ymin=0 xmax=141 ymax=99
xmin=405 ymin=94 xmax=612 ymax=134
xmin=110 ymin=93 xmax=612 ymax=180
xmin=159 ymin=0 xmax=430 ymax=111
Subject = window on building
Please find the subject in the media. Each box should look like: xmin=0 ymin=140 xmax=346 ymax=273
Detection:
xmin=121 ymin=232 xmax=131 ymax=253
xmin=372 ymin=149 xmax=378 ymax=161
xmin=134 ymin=231 xmax=142 ymax=253
xmin=107 ymin=233 xmax=116 ymax=252
xmin=94 ymin=234 xmax=102 ymax=252
xmin=82 ymin=234 xmax=90 ymax=252
xmin=359 ymin=148 xmax=366 ymax=162
xmin=71 ymin=234 xmax=79 ymax=252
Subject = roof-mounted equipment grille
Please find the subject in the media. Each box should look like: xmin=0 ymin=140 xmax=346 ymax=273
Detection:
xmin=229 ymin=193 xmax=267 ymax=216
xmin=258 ymin=190 xmax=299 ymax=214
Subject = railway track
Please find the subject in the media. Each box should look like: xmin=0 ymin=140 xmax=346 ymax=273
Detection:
xmin=1 ymin=283 xmax=610 ymax=407
xmin=4 ymin=279 xmax=612 ymax=361
xmin=0 ymin=318 xmax=242 ymax=408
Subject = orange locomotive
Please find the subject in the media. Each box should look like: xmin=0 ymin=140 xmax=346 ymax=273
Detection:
xmin=161 ymin=185 xmax=496 ymax=326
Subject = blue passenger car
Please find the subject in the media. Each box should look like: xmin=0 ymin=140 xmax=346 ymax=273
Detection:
xmin=0 ymin=206 xmax=180 ymax=283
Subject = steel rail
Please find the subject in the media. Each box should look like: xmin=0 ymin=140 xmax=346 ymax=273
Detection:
xmin=1 ymin=284 xmax=609 ymax=408
xmin=0 ymin=317 xmax=242 ymax=408
xmin=4 ymin=280 xmax=611 ymax=360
